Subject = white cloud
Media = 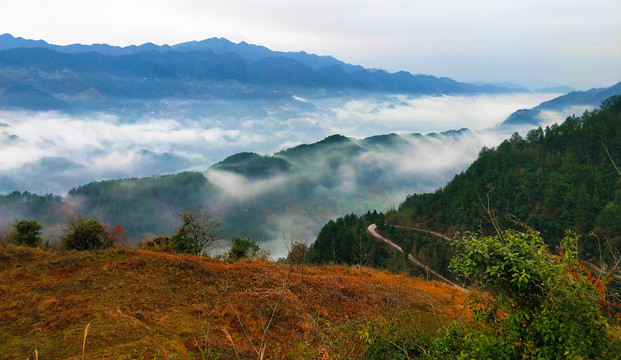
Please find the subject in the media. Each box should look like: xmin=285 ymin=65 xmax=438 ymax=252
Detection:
xmin=204 ymin=169 xmax=290 ymax=201
xmin=322 ymin=93 xmax=559 ymax=137
xmin=0 ymin=92 xmax=569 ymax=194
xmin=537 ymin=105 xmax=597 ymax=127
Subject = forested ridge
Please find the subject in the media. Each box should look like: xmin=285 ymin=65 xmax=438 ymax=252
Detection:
xmin=308 ymin=211 xmax=457 ymax=280
xmin=310 ymin=95 xmax=621 ymax=278
xmin=67 ymin=172 xmax=216 ymax=237
xmin=0 ymin=191 xmax=63 ymax=225
xmin=395 ymin=95 xmax=621 ymax=261
xmin=302 ymin=96 xmax=621 ymax=358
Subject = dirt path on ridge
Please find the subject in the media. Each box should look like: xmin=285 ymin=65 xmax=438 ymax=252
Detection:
xmin=367 ymin=224 xmax=467 ymax=291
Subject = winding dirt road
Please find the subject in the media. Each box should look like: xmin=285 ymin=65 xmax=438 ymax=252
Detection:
xmin=367 ymin=224 xmax=466 ymax=291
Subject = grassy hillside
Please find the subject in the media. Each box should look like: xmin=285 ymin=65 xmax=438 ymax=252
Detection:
xmin=0 ymin=245 xmax=465 ymax=359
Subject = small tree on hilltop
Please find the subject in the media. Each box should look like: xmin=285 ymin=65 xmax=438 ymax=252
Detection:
xmin=63 ymin=215 xmax=108 ymax=250
xmin=13 ymin=219 xmax=43 ymax=247
xmin=103 ymin=224 xmax=127 ymax=247
xmin=282 ymin=223 xmax=309 ymax=265
xmin=286 ymin=241 xmax=309 ymax=265
xmin=171 ymin=207 xmax=222 ymax=255
xmin=227 ymin=237 xmax=260 ymax=262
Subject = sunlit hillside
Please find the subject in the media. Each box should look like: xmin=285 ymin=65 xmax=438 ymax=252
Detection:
xmin=0 ymin=245 xmax=466 ymax=359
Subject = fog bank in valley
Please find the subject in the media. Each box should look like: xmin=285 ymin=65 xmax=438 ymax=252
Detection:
xmin=1 ymin=92 xmax=559 ymax=195
xmin=2 ymin=91 xmax=595 ymax=257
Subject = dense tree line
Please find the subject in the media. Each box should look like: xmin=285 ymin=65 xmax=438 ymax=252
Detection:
xmin=68 ymin=172 xmax=216 ymax=238
xmin=396 ymin=95 xmax=621 ymax=261
xmin=380 ymin=226 xmax=454 ymax=279
xmin=309 ymin=211 xmax=456 ymax=278
xmin=0 ymin=191 xmax=63 ymax=224
xmin=310 ymin=213 xmax=378 ymax=265
xmin=309 ymin=211 xmax=417 ymax=273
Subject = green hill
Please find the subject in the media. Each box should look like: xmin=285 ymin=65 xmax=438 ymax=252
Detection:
xmin=394 ymin=95 xmax=621 ymax=261
xmin=210 ymin=152 xmax=291 ymax=179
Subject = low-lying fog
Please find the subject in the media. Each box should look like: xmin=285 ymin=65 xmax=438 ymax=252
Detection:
xmin=3 ymin=91 xmax=597 ymax=258
xmin=1 ymin=92 xmax=562 ymax=195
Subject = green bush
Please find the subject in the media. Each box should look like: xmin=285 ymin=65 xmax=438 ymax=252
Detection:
xmin=430 ymin=230 xmax=619 ymax=359
xmin=12 ymin=219 xmax=42 ymax=247
xmin=63 ymin=217 xmax=108 ymax=250
xmin=140 ymin=235 xmax=173 ymax=252
xmin=227 ymin=237 xmax=260 ymax=262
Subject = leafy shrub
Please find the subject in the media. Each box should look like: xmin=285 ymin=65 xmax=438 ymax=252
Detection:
xmin=63 ymin=216 xmax=108 ymax=250
xmin=361 ymin=311 xmax=435 ymax=360
xmin=140 ymin=235 xmax=173 ymax=252
xmin=102 ymin=224 xmax=126 ymax=247
xmin=227 ymin=237 xmax=260 ymax=262
xmin=431 ymin=229 xmax=619 ymax=359
xmin=12 ymin=219 xmax=42 ymax=247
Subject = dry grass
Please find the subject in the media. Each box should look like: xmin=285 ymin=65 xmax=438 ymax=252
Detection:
xmin=0 ymin=245 xmax=466 ymax=359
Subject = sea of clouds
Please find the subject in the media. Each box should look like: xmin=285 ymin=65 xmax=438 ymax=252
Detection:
xmin=0 ymin=92 xmax=564 ymax=195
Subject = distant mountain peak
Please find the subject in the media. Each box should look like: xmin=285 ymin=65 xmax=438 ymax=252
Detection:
xmin=501 ymin=81 xmax=621 ymax=127
xmin=1 ymin=33 xmax=531 ymax=112
xmin=319 ymin=134 xmax=350 ymax=143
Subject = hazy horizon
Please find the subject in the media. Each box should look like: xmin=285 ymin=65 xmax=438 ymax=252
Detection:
xmin=2 ymin=1 xmax=619 ymax=89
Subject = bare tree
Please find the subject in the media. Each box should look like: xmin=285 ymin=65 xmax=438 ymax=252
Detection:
xmin=282 ymin=221 xmax=309 ymax=266
xmin=355 ymin=233 xmax=370 ymax=267
xmin=282 ymin=222 xmax=311 ymax=299
xmin=477 ymin=187 xmax=504 ymax=242
xmin=172 ymin=207 xmax=223 ymax=256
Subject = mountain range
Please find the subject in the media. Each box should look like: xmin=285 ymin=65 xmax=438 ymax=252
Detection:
xmin=0 ymin=33 xmax=526 ymax=112
xmin=0 ymin=33 xmax=365 ymax=72
xmin=2 ymin=33 xmax=620 ymax=256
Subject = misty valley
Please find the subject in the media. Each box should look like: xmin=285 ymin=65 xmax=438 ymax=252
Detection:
xmin=2 ymin=33 xmax=618 ymax=256
xmin=1 ymin=32 xmax=621 ymax=359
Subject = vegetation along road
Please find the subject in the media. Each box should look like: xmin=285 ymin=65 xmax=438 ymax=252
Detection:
xmin=367 ymin=224 xmax=467 ymax=291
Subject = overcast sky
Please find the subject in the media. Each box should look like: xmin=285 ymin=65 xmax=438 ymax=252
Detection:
xmin=1 ymin=0 xmax=620 ymax=89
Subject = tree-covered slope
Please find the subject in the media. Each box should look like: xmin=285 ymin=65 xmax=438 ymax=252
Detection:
xmin=0 ymin=191 xmax=63 ymax=226
xmin=210 ymin=152 xmax=291 ymax=179
xmin=67 ymin=172 xmax=218 ymax=238
xmin=396 ymin=95 xmax=621 ymax=260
